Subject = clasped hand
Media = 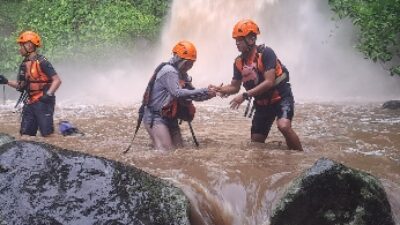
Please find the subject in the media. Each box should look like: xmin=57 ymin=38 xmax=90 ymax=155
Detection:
xmin=208 ymin=83 xmax=247 ymax=109
xmin=0 ymin=75 xmax=8 ymax=85
xmin=208 ymin=84 xmax=229 ymax=98
xmin=206 ymin=86 xmax=217 ymax=99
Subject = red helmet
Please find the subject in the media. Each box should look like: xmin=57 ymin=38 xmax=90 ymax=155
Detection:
xmin=232 ymin=19 xmax=260 ymax=38
xmin=17 ymin=31 xmax=42 ymax=47
xmin=172 ymin=40 xmax=197 ymax=61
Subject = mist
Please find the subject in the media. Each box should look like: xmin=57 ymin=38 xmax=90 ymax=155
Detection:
xmin=55 ymin=0 xmax=400 ymax=105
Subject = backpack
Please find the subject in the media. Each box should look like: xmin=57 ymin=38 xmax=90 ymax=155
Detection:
xmin=58 ymin=121 xmax=83 ymax=136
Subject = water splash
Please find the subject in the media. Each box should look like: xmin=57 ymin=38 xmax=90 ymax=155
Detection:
xmin=160 ymin=0 xmax=400 ymax=102
xmin=39 ymin=0 xmax=400 ymax=105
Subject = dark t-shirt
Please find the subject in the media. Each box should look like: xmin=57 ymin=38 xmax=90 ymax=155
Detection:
xmin=233 ymin=46 xmax=278 ymax=81
xmin=38 ymin=55 xmax=57 ymax=77
xmin=232 ymin=45 xmax=293 ymax=99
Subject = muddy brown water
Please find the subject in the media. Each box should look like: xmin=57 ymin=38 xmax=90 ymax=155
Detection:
xmin=1 ymin=101 xmax=399 ymax=225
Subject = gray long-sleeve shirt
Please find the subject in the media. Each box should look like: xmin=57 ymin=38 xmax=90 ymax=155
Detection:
xmin=143 ymin=63 xmax=209 ymax=125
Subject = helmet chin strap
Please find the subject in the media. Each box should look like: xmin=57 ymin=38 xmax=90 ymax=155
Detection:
xmin=171 ymin=55 xmax=187 ymax=71
xmin=22 ymin=42 xmax=36 ymax=57
xmin=243 ymin=37 xmax=256 ymax=57
xmin=177 ymin=59 xmax=187 ymax=71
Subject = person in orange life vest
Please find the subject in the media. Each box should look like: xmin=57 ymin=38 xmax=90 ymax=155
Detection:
xmin=0 ymin=31 xmax=62 ymax=137
xmin=142 ymin=40 xmax=217 ymax=151
xmin=211 ymin=19 xmax=303 ymax=151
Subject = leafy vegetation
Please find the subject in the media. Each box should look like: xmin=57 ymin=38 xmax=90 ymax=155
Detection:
xmin=329 ymin=0 xmax=400 ymax=76
xmin=0 ymin=0 xmax=170 ymax=75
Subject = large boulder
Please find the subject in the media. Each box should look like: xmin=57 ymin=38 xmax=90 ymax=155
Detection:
xmin=270 ymin=158 xmax=395 ymax=225
xmin=0 ymin=133 xmax=14 ymax=147
xmin=382 ymin=100 xmax=400 ymax=110
xmin=0 ymin=141 xmax=190 ymax=225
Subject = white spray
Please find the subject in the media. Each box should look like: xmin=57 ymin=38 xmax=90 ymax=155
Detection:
xmin=56 ymin=0 xmax=400 ymax=104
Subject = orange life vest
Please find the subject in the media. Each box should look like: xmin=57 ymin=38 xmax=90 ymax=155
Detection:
xmin=24 ymin=58 xmax=52 ymax=104
xmin=234 ymin=45 xmax=286 ymax=105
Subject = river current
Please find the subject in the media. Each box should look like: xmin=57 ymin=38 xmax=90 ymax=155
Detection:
xmin=0 ymin=100 xmax=399 ymax=225
xmin=1 ymin=0 xmax=400 ymax=223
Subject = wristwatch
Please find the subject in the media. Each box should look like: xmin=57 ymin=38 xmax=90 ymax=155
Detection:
xmin=46 ymin=91 xmax=54 ymax=96
xmin=242 ymin=92 xmax=250 ymax=100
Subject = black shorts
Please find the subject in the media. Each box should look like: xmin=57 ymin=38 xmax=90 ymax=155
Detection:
xmin=20 ymin=100 xmax=55 ymax=136
xmin=251 ymin=95 xmax=294 ymax=136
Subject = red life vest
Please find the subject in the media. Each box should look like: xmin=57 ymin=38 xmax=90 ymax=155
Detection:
xmin=234 ymin=45 xmax=286 ymax=106
xmin=25 ymin=58 xmax=52 ymax=104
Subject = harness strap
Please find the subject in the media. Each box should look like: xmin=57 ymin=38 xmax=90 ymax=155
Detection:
xmin=188 ymin=121 xmax=199 ymax=147
xmin=248 ymin=103 xmax=255 ymax=118
xmin=124 ymin=105 xmax=144 ymax=154
xmin=150 ymin=111 xmax=156 ymax=128
xmin=244 ymin=99 xmax=251 ymax=117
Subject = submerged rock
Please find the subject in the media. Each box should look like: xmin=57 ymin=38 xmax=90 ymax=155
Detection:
xmin=0 ymin=133 xmax=14 ymax=147
xmin=0 ymin=141 xmax=190 ymax=225
xmin=382 ymin=100 xmax=400 ymax=110
xmin=270 ymin=158 xmax=395 ymax=225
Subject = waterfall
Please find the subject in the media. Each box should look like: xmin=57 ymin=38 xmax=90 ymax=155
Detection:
xmin=158 ymin=0 xmax=400 ymax=102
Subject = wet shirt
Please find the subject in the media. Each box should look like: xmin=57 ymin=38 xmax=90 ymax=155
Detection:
xmin=21 ymin=55 xmax=58 ymax=104
xmin=37 ymin=55 xmax=57 ymax=77
xmin=20 ymin=55 xmax=57 ymax=80
xmin=143 ymin=63 xmax=209 ymax=124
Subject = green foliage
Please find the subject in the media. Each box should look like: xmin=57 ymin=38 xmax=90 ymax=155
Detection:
xmin=0 ymin=0 xmax=170 ymax=76
xmin=329 ymin=0 xmax=400 ymax=76
xmin=0 ymin=1 xmax=23 ymax=76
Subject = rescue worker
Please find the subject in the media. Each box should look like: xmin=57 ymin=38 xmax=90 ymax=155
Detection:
xmin=0 ymin=31 xmax=62 ymax=137
xmin=212 ymin=19 xmax=303 ymax=151
xmin=142 ymin=40 xmax=216 ymax=151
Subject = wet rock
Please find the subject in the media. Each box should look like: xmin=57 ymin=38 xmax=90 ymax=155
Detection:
xmin=382 ymin=100 xmax=400 ymax=110
xmin=270 ymin=158 xmax=395 ymax=225
xmin=0 ymin=133 xmax=14 ymax=147
xmin=0 ymin=141 xmax=190 ymax=225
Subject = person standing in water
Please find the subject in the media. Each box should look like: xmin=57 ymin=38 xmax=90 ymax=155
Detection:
xmin=142 ymin=40 xmax=216 ymax=151
xmin=211 ymin=19 xmax=303 ymax=151
xmin=0 ymin=31 xmax=62 ymax=137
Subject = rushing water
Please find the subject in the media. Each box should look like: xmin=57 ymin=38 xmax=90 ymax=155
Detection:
xmin=0 ymin=101 xmax=399 ymax=224
xmin=1 ymin=0 xmax=400 ymax=224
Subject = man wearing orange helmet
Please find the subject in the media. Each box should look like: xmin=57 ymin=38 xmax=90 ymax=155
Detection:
xmin=141 ymin=40 xmax=216 ymax=151
xmin=0 ymin=31 xmax=62 ymax=137
xmin=212 ymin=19 xmax=303 ymax=151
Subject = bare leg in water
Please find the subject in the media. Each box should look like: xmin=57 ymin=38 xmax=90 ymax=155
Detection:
xmin=170 ymin=125 xmax=183 ymax=148
xmin=144 ymin=121 xmax=184 ymax=151
xmin=276 ymin=118 xmax=303 ymax=151
xmin=251 ymin=118 xmax=303 ymax=151
xmin=145 ymin=123 xmax=174 ymax=151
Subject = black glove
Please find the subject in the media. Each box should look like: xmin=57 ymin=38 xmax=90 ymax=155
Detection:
xmin=0 ymin=75 xmax=8 ymax=85
xmin=39 ymin=93 xmax=55 ymax=104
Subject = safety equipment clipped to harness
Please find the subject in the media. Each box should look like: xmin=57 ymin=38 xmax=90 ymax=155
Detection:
xmin=161 ymin=100 xmax=196 ymax=122
xmin=58 ymin=121 xmax=84 ymax=136
xmin=177 ymin=101 xmax=196 ymax=122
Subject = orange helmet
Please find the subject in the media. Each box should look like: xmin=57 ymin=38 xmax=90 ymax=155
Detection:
xmin=172 ymin=40 xmax=197 ymax=61
xmin=17 ymin=31 xmax=42 ymax=47
xmin=232 ymin=19 xmax=260 ymax=38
